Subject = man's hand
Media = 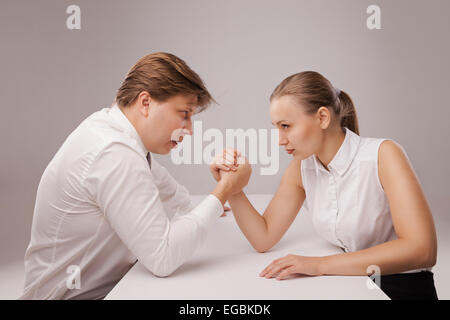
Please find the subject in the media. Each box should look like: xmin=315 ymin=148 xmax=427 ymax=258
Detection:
xmin=220 ymin=205 xmax=231 ymax=217
xmin=210 ymin=149 xmax=252 ymax=204
xmin=209 ymin=148 xmax=241 ymax=182
xmin=219 ymin=154 xmax=252 ymax=195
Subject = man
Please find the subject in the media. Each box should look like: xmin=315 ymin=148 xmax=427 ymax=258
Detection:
xmin=20 ymin=52 xmax=251 ymax=299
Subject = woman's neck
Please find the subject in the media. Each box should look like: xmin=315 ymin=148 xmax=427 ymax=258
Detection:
xmin=315 ymin=126 xmax=346 ymax=171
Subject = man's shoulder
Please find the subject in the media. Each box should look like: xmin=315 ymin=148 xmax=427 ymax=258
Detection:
xmin=72 ymin=108 xmax=138 ymax=151
xmin=55 ymin=109 xmax=144 ymax=173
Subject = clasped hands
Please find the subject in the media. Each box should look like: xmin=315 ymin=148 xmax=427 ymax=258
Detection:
xmin=209 ymin=147 xmax=252 ymax=195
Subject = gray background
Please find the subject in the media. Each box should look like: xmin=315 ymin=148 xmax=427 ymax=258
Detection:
xmin=1 ymin=0 xmax=449 ymax=296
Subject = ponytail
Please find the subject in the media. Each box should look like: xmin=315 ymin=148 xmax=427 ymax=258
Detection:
xmin=338 ymin=90 xmax=359 ymax=135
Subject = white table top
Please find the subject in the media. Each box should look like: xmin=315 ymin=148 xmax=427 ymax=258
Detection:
xmin=105 ymin=194 xmax=388 ymax=300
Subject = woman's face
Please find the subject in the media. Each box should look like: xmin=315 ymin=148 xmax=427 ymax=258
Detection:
xmin=270 ymin=95 xmax=323 ymax=160
xmin=140 ymin=94 xmax=196 ymax=154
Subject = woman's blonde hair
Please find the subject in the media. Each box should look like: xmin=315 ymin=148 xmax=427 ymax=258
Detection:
xmin=270 ymin=71 xmax=359 ymax=135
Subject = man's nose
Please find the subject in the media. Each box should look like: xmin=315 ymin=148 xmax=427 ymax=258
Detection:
xmin=184 ymin=119 xmax=193 ymax=135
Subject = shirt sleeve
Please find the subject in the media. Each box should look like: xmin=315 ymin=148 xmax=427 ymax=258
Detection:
xmin=84 ymin=143 xmax=223 ymax=277
xmin=149 ymin=156 xmax=196 ymax=220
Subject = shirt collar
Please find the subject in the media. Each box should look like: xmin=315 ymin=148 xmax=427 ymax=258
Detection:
xmin=109 ymin=103 xmax=148 ymax=157
xmin=313 ymin=127 xmax=361 ymax=176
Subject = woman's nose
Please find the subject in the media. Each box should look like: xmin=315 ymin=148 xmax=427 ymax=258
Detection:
xmin=279 ymin=136 xmax=288 ymax=146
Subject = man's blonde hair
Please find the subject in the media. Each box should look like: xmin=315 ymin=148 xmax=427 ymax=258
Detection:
xmin=116 ymin=52 xmax=214 ymax=113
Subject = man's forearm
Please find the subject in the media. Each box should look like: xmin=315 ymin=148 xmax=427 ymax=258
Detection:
xmin=211 ymin=180 xmax=233 ymax=206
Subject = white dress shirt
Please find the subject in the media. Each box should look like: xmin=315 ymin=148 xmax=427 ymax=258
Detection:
xmin=300 ymin=127 xmax=431 ymax=274
xmin=19 ymin=103 xmax=223 ymax=300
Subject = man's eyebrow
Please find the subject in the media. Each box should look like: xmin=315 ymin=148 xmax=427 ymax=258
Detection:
xmin=186 ymin=102 xmax=197 ymax=110
xmin=182 ymin=105 xmax=194 ymax=112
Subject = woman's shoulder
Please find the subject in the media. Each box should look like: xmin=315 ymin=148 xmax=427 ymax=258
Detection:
xmin=377 ymin=139 xmax=408 ymax=164
xmin=356 ymin=134 xmax=402 ymax=161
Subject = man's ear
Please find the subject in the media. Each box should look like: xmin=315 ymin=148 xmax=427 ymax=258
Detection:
xmin=136 ymin=91 xmax=152 ymax=118
xmin=317 ymin=106 xmax=331 ymax=130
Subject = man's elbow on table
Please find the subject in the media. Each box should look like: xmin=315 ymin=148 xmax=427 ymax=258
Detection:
xmin=152 ymin=269 xmax=174 ymax=278
xmin=140 ymin=250 xmax=182 ymax=278
xmin=146 ymin=259 xmax=179 ymax=278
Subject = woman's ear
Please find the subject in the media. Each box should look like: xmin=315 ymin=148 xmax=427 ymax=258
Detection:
xmin=317 ymin=106 xmax=331 ymax=130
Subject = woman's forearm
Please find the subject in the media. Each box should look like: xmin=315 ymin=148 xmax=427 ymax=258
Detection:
xmin=320 ymin=238 xmax=436 ymax=276
xmin=227 ymin=191 xmax=271 ymax=252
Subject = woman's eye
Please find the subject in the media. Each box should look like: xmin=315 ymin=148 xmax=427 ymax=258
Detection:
xmin=281 ymin=124 xmax=289 ymax=129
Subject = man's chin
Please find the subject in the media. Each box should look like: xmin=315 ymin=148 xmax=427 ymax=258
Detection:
xmin=159 ymin=148 xmax=172 ymax=155
xmin=148 ymin=146 xmax=171 ymax=155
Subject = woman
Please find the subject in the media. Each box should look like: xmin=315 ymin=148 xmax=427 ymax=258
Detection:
xmin=211 ymin=71 xmax=438 ymax=300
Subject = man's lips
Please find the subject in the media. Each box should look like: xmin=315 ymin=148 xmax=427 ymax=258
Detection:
xmin=171 ymin=136 xmax=184 ymax=148
xmin=286 ymin=148 xmax=295 ymax=154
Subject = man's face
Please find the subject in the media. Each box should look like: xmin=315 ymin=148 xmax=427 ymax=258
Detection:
xmin=140 ymin=94 xmax=197 ymax=154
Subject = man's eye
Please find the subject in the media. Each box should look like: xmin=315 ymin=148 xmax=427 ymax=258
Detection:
xmin=281 ymin=124 xmax=289 ymax=129
xmin=181 ymin=111 xmax=189 ymax=118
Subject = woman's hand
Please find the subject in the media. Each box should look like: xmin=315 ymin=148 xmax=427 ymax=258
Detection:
xmin=209 ymin=148 xmax=241 ymax=182
xmin=259 ymin=254 xmax=325 ymax=280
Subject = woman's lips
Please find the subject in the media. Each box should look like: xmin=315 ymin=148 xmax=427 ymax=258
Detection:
xmin=286 ymin=149 xmax=295 ymax=154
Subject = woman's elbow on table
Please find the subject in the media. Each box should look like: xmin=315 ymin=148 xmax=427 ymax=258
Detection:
xmin=252 ymin=240 xmax=276 ymax=254
xmin=420 ymin=242 xmax=437 ymax=269
xmin=405 ymin=237 xmax=438 ymax=270
xmin=254 ymin=246 xmax=268 ymax=254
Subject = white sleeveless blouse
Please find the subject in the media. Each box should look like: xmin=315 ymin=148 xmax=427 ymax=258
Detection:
xmin=300 ymin=127 xmax=430 ymax=273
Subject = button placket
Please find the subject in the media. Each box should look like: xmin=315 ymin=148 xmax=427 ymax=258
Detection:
xmin=329 ymin=171 xmax=345 ymax=249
